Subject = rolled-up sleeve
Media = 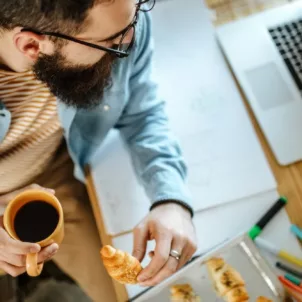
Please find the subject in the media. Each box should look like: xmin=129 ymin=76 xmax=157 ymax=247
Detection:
xmin=116 ymin=13 xmax=193 ymax=216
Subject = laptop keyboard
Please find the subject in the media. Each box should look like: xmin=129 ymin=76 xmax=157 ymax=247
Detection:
xmin=269 ymin=20 xmax=302 ymax=91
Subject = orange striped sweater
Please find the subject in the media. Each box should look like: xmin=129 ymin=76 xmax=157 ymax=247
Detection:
xmin=0 ymin=69 xmax=63 ymax=194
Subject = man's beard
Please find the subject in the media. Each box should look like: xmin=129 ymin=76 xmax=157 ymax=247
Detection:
xmin=33 ymin=51 xmax=116 ymax=109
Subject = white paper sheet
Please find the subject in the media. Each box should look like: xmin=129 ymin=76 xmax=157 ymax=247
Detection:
xmin=89 ymin=0 xmax=277 ymax=235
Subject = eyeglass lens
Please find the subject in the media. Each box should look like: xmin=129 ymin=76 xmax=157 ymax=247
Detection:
xmin=136 ymin=0 xmax=156 ymax=12
xmin=117 ymin=26 xmax=136 ymax=53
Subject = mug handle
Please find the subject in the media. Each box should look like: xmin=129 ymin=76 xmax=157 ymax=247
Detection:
xmin=26 ymin=253 xmax=44 ymax=277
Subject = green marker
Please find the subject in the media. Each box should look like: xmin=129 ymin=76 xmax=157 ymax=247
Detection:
xmin=285 ymin=274 xmax=301 ymax=286
xmin=248 ymin=196 xmax=287 ymax=240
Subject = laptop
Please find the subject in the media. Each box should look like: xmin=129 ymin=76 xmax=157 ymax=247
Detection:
xmin=216 ymin=1 xmax=302 ymax=165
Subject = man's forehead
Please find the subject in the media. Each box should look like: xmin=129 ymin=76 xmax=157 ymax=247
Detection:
xmin=77 ymin=0 xmax=135 ymax=40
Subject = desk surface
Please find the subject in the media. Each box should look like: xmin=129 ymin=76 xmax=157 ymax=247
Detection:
xmin=204 ymin=0 xmax=302 ymax=241
xmin=241 ymin=83 xmax=302 ymax=227
xmin=86 ymin=0 xmax=302 ymax=240
xmin=85 ymin=1 xmax=302 ymax=301
xmin=207 ymin=0 xmax=302 ymax=249
xmin=203 ymin=0 xmax=302 ymax=231
xmin=202 ymin=0 xmax=302 ymax=227
xmin=218 ymin=13 xmax=302 ymax=230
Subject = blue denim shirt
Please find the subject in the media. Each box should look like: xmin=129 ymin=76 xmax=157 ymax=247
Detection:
xmin=0 ymin=13 xmax=193 ymax=215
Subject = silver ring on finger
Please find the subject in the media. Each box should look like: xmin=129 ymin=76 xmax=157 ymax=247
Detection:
xmin=169 ymin=249 xmax=181 ymax=261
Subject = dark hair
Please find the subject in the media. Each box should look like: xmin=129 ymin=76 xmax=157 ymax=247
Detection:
xmin=0 ymin=0 xmax=101 ymax=35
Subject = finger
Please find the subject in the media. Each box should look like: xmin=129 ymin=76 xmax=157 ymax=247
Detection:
xmin=140 ymin=256 xmax=179 ymax=287
xmin=0 ymin=184 xmax=55 ymax=205
xmin=37 ymin=243 xmax=59 ymax=263
xmin=0 ymin=228 xmax=40 ymax=255
xmin=140 ymin=239 xmax=185 ymax=286
xmin=26 ymin=184 xmax=55 ymax=196
xmin=0 ymin=260 xmax=26 ymax=277
xmin=176 ymin=248 xmax=190 ymax=270
xmin=3 ymin=244 xmax=58 ymax=268
xmin=132 ymin=223 xmax=148 ymax=262
xmin=0 ymin=191 xmax=17 ymax=205
xmin=177 ymin=240 xmax=197 ymax=270
xmin=138 ymin=233 xmax=172 ymax=283
xmin=1 ymin=253 xmax=26 ymax=268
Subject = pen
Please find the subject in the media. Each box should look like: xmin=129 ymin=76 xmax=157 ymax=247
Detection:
xmin=285 ymin=274 xmax=302 ymax=287
xmin=255 ymin=237 xmax=302 ymax=268
xmin=278 ymin=276 xmax=302 ymax=295
xmin=277 ymin=262 xmax=302 ymax=279
xmin=291 ymin=224 xmax=302 ymax=241
xmin=248 ymin=196 xmax=287 ymax=240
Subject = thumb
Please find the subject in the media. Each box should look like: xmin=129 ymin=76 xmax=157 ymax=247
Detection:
xmin=0 ymin=184 xmax=55 ymax=205
xmin=0 ymin=192 xmax=16 ymax=205
xmin=132 ymin=223 xmax=148 ymax=262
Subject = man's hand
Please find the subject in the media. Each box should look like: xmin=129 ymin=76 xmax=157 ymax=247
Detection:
xmin=132 ymin=203 xmax=197 ymax=287
xmin=0 ymin=184 xmax=59 ymax=277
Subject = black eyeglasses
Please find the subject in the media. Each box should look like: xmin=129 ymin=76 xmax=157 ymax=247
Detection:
xmin=21 ymin=0 xmax=156 ymax=58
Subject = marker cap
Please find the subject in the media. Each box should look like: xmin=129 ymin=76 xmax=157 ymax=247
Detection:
xmin=248 ymin=225 xmax=261 ymax=240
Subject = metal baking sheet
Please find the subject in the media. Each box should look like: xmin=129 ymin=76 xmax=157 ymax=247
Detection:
xmin=131 ymin=233 xmax=286 ymax=301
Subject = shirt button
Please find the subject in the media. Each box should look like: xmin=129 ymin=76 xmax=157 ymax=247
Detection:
xmin=103 ymin=104 xmax=110 ymax=111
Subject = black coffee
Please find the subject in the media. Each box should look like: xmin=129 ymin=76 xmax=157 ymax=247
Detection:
xmin=14 ymin=201 xmax=59 ymax=243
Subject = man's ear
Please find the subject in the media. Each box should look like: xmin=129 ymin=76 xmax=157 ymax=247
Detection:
xmin=13 ymin=31 xmax=48 ymax=61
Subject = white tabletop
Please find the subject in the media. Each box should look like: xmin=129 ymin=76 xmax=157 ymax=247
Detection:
xmin=89 ymin=0 xmax=277 ymax=237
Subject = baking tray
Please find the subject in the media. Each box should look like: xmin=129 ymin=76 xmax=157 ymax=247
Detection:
xmin=131 ymin=233 xmax=287 ymax=301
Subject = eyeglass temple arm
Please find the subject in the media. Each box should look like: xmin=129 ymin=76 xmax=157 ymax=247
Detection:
xmin=21 ymin=28 xmax=128 ymax=57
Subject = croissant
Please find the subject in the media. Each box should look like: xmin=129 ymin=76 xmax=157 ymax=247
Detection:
xmin=256 ymin=297 xmax=273 ymax=302
xmin=100 ymin=245 xmax=143 ymax=284
xmin=223 ymin=286 xmax=249 ymax=302
xmin=207 ymin=258 xmax=249 ymax=302
xmin=170 ymin=284 xmax=201 ymax=302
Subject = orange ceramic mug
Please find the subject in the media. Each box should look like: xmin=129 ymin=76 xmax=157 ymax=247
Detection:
xmin=3 ymin=190 xmax=64 ymax=277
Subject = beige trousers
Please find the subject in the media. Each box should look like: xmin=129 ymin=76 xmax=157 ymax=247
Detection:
xmin=36 ymin=142 xmax=116 ymax=302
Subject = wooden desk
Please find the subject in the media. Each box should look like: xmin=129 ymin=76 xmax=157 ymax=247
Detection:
xmin=205 ymin=0 xmax=292 ymax=25
xmin=86 ymin=170 xmax=129 ymax=302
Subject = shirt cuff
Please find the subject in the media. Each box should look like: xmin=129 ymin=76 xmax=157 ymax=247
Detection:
xmin=150 ymin=199 xmax=194 ymax=218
